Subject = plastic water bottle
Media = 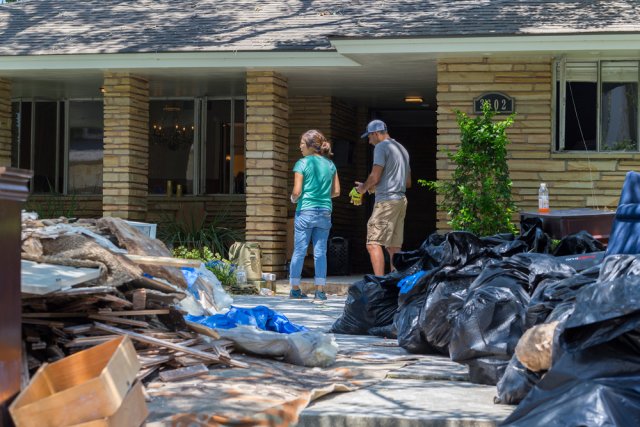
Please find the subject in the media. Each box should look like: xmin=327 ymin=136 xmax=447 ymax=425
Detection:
xmin=235 ymin=265 xmax=247 ymax=286
xmin=538 ymin=183 xmax=550 ymax=214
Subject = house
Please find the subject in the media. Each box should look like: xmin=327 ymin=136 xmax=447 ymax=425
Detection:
xmin=1 ymin=0 xmax=640 ymax=275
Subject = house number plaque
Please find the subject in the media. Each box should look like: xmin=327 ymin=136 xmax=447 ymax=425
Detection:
xmin=473 ymin=92 xmax=514 ymax=114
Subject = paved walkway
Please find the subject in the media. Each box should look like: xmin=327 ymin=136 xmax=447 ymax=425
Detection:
xmin=233 ymin=292 xmax=515 ymax=427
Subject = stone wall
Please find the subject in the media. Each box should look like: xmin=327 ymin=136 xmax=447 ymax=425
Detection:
xmin=436 ymin=56 xmax=639 ymax=232
xmin=0 ymin=78 xmax=11 ymax=166
xmin=102 ymin=73 xmax=149 ymax=220
xmin=245 ymin=71 xmax=289 ymax=275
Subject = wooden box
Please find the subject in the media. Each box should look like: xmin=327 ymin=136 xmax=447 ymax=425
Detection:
xmin=10 ymin=336 xmax=140 ymax=427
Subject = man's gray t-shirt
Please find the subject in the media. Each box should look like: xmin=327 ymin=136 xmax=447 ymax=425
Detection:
xmin=372 ymin=138 xmax=410 ymax=203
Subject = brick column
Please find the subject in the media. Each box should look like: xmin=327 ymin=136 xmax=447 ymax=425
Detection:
xmin=102 ymin=73 xmax=149 ymax=220
xmin=0 ymin=79 xmax=11 ymax=167
xmin=245 ymin=71 xmax=289 ymax=276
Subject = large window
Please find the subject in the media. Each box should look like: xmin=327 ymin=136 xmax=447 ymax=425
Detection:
xmin=556 ymin=60 xmax=639 ymax=152
xmin=11 ymin=100 xmax=103 ymax=194
xmin=148 ymin=98 xmax=245 ymax=195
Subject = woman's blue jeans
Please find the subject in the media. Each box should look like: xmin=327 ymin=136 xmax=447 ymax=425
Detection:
xmin=289 ymin=208 xmax=331 ymax=286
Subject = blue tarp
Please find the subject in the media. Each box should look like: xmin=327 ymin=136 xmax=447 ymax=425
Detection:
xmin=185 ymin=305 xmax=308 ymax=334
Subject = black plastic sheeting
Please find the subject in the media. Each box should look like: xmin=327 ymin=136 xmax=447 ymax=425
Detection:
xmin=502 ymin=258 xmax=640 ymax=426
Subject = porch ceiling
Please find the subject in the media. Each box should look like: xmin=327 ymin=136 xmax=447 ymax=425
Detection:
xmin=7 ymin=53 xmax=437 ymax=110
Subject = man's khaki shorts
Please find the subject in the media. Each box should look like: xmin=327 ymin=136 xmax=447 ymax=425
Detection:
xmin=367 ymin=197 xmax=408 ymax=248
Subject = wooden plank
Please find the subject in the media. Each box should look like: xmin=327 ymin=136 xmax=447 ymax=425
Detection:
xmin=21 ymin=260 xmax=101 ymax=295
xmin=159 ymin=364 xmax=209 ymax=382
xmin=93 ymin=322 xmax=248 ymax=368
xmin=62 ymin=324 xmax=94 ymax=334
xmin=125 ymin=254 xmax=201 ymax=268
xmin=21 ymin=318 xmax=67 ymax=328
xmin=89 ymin=315 xmax=150 ymax=328
xmin=95 ymin=309 xmax=170 ymax=317
xmin=185 ymin=320 xmax=221 ymax=340
xmin=65 ymin=335 xmax=121 ymax=348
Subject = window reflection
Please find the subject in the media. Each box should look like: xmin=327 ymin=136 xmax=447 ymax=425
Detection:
xmin=148 ymin=100 xmax=195 ymax=195
xmin=68 ymin=101 xmax=103 ymax=194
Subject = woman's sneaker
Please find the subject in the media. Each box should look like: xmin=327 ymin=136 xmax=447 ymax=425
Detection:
xmin=314 ymin=290 xmax=327 ymax=301
xmin=289 ymin=288 xmax=308 ymax=299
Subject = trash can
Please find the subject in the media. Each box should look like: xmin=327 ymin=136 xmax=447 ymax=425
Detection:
xmin=327 ymin=237 xmax=349 ymax=276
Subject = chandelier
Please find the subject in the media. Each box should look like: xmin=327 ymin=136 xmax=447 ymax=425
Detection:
xmin=150 ymin=104 xmax=194 ymax=150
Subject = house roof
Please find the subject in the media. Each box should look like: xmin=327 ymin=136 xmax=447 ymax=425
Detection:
xmin=1 ymin=0 xmax=640 ymax=56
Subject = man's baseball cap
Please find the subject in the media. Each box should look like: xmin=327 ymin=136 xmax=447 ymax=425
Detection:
xmin=360 ymin=119 xmax=387 ymax=138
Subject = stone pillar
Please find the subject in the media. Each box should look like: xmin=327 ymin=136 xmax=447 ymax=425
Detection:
xmin=245 ymin=71 xmax=289 ymax=276
xmin=0 ymin=79 xmax=11 ymax=167
xmin=102 ymin=73 xmax=149 ymax=220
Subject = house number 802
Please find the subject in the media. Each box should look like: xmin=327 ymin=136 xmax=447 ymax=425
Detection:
xmin=473 ymin=92 xmax=514 ymax=114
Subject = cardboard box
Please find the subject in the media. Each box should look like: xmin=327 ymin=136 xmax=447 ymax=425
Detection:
xmin=10 ymin=336 xmax=140 ymax=427
xmin=69 ymin=381 xmax=148 ymax=427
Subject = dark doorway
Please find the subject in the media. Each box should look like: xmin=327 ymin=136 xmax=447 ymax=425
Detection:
xmin=372 ymin=109 xmax=438 ymax=252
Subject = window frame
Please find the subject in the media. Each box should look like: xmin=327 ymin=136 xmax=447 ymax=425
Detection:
xmin=555 ymin=58 xmax=640 ymax=153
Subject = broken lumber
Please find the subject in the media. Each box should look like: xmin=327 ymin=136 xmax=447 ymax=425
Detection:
xmin=159 ymin=364 xmax=209 ymax=382
xmin=93 ymin=322 xmax=248 ymax=368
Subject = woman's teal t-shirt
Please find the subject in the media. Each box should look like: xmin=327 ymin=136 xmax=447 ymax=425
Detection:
xmin=293 ymin=155 xmax=336 ymax=212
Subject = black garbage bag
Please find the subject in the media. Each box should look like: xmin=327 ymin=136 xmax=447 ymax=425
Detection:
xmin=502 ymin=274 xmax=640 ymax=426
xmin=394 ymin=269 xmax=439 ymax=353
xmin=393 ymin=232 xmax=445 ymax=272
xmin=448 ymin=259 xmax=532 ymax=385
xmin=494 ymin=355 xmax=542 ymax=405
xmin=525 ymin=266 xmax=598 ymax=328
xmin=418 ymin=264 xmax=482 ymax=353
xmin=368 ymin=323 xmax=397 ymax=338
xmin=597 ymin=253 xmax=640 ymax=282
xmin=395 ymin=232 xmax=503 ymax=354
xmin=552 ymin=230 xmax=605 ymax=256
xmin=330 ymin=277 xmax=400 ymax=335
xmin=518 ymin=217 xmax=552 ymax=253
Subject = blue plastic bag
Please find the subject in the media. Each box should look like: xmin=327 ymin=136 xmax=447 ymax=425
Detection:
xmin=397 ymin=270 xmax=427 ymax=295
xmin=185 ymin=305 xmax=307 ymax=334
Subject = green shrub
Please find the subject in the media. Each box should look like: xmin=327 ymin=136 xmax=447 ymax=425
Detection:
xmin=421 ymin=101 xmax=517 ymax=236
xmin=172 ymin=245 xmax=237 ymax=289
xmin=159 ymin=205 xmax=242 ymax=258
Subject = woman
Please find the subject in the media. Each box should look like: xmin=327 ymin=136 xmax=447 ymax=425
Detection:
xmin=289 ymin=129 xmax=340 ymax=300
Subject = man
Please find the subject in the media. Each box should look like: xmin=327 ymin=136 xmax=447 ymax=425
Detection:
xmin=356 ymin=119 xmax=411 ymax=276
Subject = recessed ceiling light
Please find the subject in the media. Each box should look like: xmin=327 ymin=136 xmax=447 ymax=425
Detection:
xmin=404 ymin=96 xmax=423 ymax=103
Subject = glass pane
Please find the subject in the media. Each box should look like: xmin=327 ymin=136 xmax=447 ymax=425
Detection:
xmin=233 ymin=99 xmax=245 ymax=194
xmin=204 ymin=100 xmax=231 ymax=194
xmin=16 ymin=102 xmax=31 ymax=171
xmin=68 ymin=101 xmax=104 ymax=194
xmin=149 ymin=100 xmax=195 ymax=195
xmin=601 ymin=82 xmax=638 ymax=151
xmin=564 ymin=82 xmax=597 ymax=151
xmin=10 ymin=102 xmax=20 ymax=167
xmin=33 ymin=102 xmax=58 ymax=193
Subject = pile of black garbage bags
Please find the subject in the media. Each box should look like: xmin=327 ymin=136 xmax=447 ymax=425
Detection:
xmin=331 ymin=220 xmax=640 ymax=425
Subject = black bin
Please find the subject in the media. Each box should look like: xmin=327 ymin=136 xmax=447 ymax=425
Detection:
xmin=327 ymin=236 xmax=349 ymax=275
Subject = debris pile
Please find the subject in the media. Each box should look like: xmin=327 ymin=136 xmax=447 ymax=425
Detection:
xmin=20 ymin=214 xmax=246 ymax=387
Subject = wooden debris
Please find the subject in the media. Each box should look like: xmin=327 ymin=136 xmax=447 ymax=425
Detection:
xmin=94 ymin=322 xmax=248 ymax=368
xmin=125 ymin=254 xmax=201 ymax=268
xmin=159 ymin=364 xmax=209 ymax=382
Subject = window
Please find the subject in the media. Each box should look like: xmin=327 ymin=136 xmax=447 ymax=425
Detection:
xmin=11 ymin=100 xmax=103 ymax=194
xmin=11 ymin=101 xmax=103 ymax=194
xmin=148 ymin=98 xmax=245 ymax=195
xmin=556 ymin=60 xmax=639 ymax=152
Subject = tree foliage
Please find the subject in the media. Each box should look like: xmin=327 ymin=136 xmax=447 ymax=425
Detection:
xmin=421 ymin=101 xmax=517 ymax=236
